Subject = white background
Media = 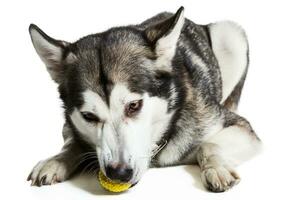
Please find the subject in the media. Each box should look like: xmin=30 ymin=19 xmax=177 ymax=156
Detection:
xmin=1 ymin=0 xmax=300 ymax=199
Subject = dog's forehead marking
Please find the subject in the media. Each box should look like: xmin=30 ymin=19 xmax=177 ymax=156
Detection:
xmin=81 ymin=90 xmax=109 ymax=120
xmin=110 ymin=85 xmax=142 ymax=108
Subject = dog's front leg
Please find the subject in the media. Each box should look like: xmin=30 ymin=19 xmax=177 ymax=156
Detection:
xmin=27 ymin=123 xmax=86 ymax=186
xmin=197 ymin=112 xmax=262 ymax=192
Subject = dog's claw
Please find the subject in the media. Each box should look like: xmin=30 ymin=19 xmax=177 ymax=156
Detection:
xmin=40 ymin=175 xmax=47 ymax=185
xmin=27 ymin=172 xmax=32 ymax=181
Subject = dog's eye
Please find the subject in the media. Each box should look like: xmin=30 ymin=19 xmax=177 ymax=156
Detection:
xmin=125 ymin=100 xmax=143 ymax=117
xmin=81 ymin=112 xmax=100 ymax=123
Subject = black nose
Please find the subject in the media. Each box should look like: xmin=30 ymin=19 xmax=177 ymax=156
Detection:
xmin=105 ymin=164 xmax=133 ymax=182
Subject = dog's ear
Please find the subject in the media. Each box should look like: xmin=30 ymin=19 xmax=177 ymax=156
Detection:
xmin=145 ymin=7 xmax=185 ymax=71
xmin=29 ymin=24 xmax=75 ymax=83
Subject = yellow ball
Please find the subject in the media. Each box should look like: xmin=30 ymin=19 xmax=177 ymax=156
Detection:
xmin=98 ymin=171 xmax=131 ymax=193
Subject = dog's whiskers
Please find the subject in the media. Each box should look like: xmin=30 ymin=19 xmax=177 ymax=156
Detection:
xmin=72 ymin=152 xmax=98 ymax=171
xmin=80 ymin=160 xmax=99 ymax=176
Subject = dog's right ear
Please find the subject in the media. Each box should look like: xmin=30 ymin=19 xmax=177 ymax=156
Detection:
xmin=145 ymin=7 xmax=185 ymax=72
xmin=29 ymin=24 xmax=75 ymax=84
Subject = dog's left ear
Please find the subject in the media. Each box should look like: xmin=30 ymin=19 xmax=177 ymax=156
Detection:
xmin=145 ymin=7 xmax=185 ymax=71
xmin=29 ymin=24 xmax=76 ymax=84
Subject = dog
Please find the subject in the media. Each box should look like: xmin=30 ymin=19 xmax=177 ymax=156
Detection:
xmin=27 ymin=7 xmax=262 ymax=192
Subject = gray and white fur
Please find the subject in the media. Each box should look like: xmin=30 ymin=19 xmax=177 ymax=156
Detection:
xmin=27 ymin=7 xmax=262 ymax=192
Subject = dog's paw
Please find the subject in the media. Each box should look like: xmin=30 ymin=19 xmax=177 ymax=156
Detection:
xmin=27 ymin=158 xmax=69 ymax=186
xmin=200 ymin=166 xmax=240 ymax=192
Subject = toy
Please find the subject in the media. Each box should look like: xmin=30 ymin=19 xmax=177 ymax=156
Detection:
xmin=98 ymin=171 xmax=131 ymax=193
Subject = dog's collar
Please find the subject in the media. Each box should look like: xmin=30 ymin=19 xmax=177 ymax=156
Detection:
xmin=151 ymin=139 xmax=168 ymax=159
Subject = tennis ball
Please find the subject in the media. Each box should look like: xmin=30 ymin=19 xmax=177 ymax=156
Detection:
xmin=98 ymin=171 xmax=131 ymax=193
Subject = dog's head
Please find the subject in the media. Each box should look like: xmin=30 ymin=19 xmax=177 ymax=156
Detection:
xmin=29 ymin=7 xmax=185 ymax=184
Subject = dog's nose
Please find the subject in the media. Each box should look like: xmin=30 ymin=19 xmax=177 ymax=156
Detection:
xmin=105 ymin=164 xmax=133 ymax=182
